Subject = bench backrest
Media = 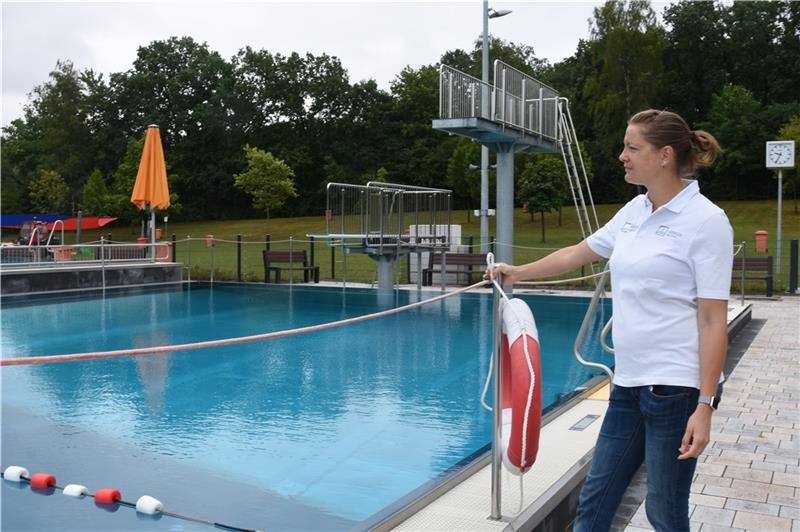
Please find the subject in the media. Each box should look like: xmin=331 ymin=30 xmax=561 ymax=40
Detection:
xmin=429 ymin=252 xmax=488 ymax=266
xmin=731 ymin=256 xmax=773 ymax=273
xmin=263 ymin=250 xmax=308 ymax=265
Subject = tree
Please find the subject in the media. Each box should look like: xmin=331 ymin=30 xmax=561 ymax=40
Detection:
xmin=777 ymin=115 xmax=800 ymax=213
xmin=518 ymin=156 xmax=564 ymax=242
xmin=544 ymin=1 xmax=667 ymax=204
xmin=662 ymin=1 xmax=727 ymax=124
xmin=233 ymin=146 xmax=298 ymax=219
xmin=446 ymin=138 xmax=481 ymax=220
xmin=81 ymin=169 xmax=110 ymax=215
xmin=701 ymin=84 xmax=767 ymax=199
xmin=28 ymin=170 xmax=69 ymax=213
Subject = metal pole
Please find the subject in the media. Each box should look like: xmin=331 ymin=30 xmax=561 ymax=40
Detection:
xmin=496 ymin=147 xmax=514 ymax=270
xmin=789 ymin=239 xmax=798 ymax=294
xmin=236 ymin=234 xmax=242 ymax=282
xmin=480 ymin=0 xmax=490 ymax=253
xmin=777 ymin=170 xmax=783 ymax=273
xmin=490 ymin=274 xmax=504 ymax=520
xmin=187 ymin=235 xmax=192 ymax=282
xmin=741 ymin=241 xmax=746 ymax=306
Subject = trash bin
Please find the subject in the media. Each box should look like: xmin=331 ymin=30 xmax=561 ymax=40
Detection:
xmin=155 ymin=228 xmax=162 ymax=240
xmin=137 ymin=236 xmax=148 ymax=245
xmin=205 ymin=235 xmax=215 ymax=248
xmin=754 ymin=230 xmax=768 ymax=253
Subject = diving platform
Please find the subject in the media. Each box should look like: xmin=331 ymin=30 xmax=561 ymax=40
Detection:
xmin=313 ymin=182 xmax=454 ymax=289
xmin=433 ymin=63 xmax=561 ymax=154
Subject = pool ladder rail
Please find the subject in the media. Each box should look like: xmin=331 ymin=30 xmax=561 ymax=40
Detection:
xmin=573 ymin=263 xmax=614 ymax=384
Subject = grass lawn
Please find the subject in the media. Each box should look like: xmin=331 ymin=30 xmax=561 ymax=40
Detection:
xmin=75 ymin=199 xmax=799 ymax=292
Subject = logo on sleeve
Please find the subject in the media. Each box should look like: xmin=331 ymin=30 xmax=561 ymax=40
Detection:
xmin=655 ymin=225 xmax=682 ymax=238
xmin=620 ymin=222 xmax=639 ymax=233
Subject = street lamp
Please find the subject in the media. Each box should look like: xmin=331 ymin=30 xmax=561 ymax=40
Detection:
xmin=480 ymin=1 xmax=511 ymax=252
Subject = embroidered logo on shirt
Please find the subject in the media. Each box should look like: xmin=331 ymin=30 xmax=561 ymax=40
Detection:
xmin=655 ymin=225 xmax=682 ymax=238
xmin=620 ymin=222 xmax=639 ymax=233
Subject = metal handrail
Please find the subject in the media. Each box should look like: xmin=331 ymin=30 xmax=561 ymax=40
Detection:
xmin=493 ymin=60 xmax=559 ymax=140
xmin=47 ymin=220 xmax=65 ymax=247
xmin=600 ymin=317 xmax=614 ymax=354
xmin=573 ymin=264 xmax=615 ymax=383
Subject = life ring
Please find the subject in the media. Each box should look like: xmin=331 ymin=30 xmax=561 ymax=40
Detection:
xmin=500 ymin=298 xmax=543 ymax=475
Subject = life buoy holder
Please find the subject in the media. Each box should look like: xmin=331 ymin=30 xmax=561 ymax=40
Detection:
xmin=500 ymin=298 xmax=542 ymax=475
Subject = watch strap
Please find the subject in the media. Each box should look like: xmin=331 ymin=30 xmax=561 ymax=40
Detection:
xmin=698 ymin=394 xmax=717 ymax=410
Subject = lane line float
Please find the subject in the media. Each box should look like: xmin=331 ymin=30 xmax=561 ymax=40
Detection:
xmin=500 ymin=298 xmax=543 ymax=475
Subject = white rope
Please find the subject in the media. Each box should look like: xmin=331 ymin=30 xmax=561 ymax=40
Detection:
xmin=515 ymin=270 xmax=606 ymax=286
xmin=1 ymin=280 xmax=487 ymax=366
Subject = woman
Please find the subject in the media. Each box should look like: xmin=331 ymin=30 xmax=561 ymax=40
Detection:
xmin=489 ymin=109 xmax=732 ymax=532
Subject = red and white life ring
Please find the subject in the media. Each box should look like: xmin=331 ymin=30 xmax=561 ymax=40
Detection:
xmin=500 ymin=298 xmax=543 ymax=475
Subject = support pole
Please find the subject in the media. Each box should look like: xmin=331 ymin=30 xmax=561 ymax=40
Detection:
xmin=495 ymin=146 xmax=515 ymax=286
xmin=490 ymin=276 xmax=504 ymax=519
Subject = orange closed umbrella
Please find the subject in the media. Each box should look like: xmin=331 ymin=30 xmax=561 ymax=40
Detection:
xmin=131 ymin=125 xmax=170 ymax=248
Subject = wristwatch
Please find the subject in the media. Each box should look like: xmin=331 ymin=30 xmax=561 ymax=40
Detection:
xmin=698 ymin=394 xmax=717 ymax=410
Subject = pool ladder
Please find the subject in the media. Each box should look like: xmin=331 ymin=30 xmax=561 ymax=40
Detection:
xmin=573 ymin=263 xmax=614 ymax=384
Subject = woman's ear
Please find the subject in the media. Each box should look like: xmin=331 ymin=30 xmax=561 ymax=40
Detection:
xmin=660 ymin=145 xmax=675 ymax=167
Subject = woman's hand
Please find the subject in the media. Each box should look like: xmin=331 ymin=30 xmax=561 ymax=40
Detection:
xmin=485 ymin=262 xmax=517 ymax=283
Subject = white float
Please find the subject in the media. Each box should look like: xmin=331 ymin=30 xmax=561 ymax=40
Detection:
xmin=136 ymin=495 xmax=163 ymax=515
xmin=63 ymin=484 xmax=89 ymax=497
xmin=3 ymin=466 xmax=29 ymax=482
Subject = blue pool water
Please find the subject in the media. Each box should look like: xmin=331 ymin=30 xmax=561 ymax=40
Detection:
xmin=1 ymin=284 xmax=612 ymax=531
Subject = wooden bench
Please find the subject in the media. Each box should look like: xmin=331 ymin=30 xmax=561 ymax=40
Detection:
xmin=422 ymin=252 xmax=488 ymax=286
xmin=263 ymin=250 xmax=319 ymax=284
xmin=731 ymin=256 xmax=773 ymax=297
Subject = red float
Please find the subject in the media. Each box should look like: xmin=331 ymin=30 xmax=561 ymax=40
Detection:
xmin=95 ymin=488 xmax=122 ymax=504
xmin=30 ymin=473 xmax=56 ymax=489
xmin=500 ymin=298 xmax=543 ymax=475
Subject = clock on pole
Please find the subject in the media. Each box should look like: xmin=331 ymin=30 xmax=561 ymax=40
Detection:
xmin=766 ymin=141 xmax=795 ymax=169
xmin=766 ymin=140 xmax=795 ymax=275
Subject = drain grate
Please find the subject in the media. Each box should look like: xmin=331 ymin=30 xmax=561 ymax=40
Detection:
xmin=569 ymin=414 xmax=600 ymax=431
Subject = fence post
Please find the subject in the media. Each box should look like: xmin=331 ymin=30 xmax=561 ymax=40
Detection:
xmin=236 ymin=234 xmax=242 ymax=282
xmin=100 ymin=236 xmax=106 ymax=289
xmin=289 ymin=236 xmax=294 ymax=286
xmin=187 ymin=235 xmax=192 ymax=282
xmin=789 ymin=239 xmax=798 ymax=294
xmin=171 ymin=233 xmax=177 ymax=263
xmin=741 ymin=241 xmax=746 ymax=306
xmin=310 ymin=236 xmax=315 ymax=269
xmin=468 ymin=235 xmax=474 ymax=254
xmin=331 ymin=243 xmax=336 ymax=279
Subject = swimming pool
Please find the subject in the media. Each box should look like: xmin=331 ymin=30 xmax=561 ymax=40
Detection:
xmin=1 ymin=283 xmax=612 ymax=531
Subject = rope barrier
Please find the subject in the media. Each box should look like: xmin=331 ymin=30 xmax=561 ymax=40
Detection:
xmin=516 ymin=270 xmax=607 ymax=286
xmin=1 ymin=281 xmax=488 ymax=367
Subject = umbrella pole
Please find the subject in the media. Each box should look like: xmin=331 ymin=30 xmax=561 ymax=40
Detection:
xmin=150 ymin=208 xmax=156 ymax=262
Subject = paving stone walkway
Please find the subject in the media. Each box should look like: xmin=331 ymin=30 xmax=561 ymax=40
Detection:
xmin=617 ymin=297 xmax=800 ymax=532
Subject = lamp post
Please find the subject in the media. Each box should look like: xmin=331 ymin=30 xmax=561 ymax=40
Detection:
xmin=480 ymin=1 xmax=511 ymax=252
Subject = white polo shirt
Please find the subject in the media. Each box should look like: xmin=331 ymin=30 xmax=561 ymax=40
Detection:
xmin=586 ymin=180 xmax=733 ymax=388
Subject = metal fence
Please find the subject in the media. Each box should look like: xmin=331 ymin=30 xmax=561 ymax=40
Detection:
xmin=324 ymin=182 xmax=452 ymax=252
xmin=493 ymin=60 xmax=559 ymax=140
xmin=0 ymin=240 xmax=171 ymax=267
xmin=437 ymin=62 xmax=560 ymax=141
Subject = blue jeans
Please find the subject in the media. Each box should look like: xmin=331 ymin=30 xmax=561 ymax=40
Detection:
xmin=573 ymin=384 xmax=703 ymax=532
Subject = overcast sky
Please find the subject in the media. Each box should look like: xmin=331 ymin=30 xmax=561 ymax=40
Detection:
xmin=2 ymin=1 xmax=667 ymax=128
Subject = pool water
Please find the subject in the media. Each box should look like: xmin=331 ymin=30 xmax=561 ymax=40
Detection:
xmin=1 ymin=283 xmax=612 ymax=530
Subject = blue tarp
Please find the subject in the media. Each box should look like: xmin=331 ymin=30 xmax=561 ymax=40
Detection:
xmin=0 ymin=214 xmax=69 ymax=229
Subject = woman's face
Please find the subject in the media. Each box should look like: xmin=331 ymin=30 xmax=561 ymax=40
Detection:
xmin=619 ymin=124 xmax=662 ymax=186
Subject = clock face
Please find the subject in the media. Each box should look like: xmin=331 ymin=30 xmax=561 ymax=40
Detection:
xmin=766 ymin=142 xmax=795 ymax=168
